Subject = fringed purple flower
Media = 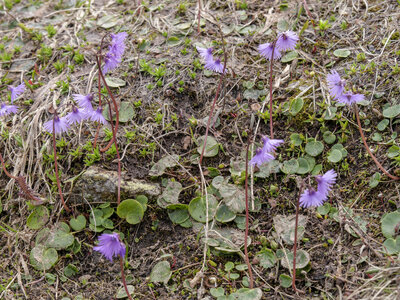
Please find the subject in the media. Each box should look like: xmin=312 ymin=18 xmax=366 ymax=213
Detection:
xmin=327 ymin=70 xmax=346 ymax=98
xmin=258 ymin=42 xmax=281 ymax=60
xmin=72 ymin=94 xmax=94 ymax=111
xmin=250 ymin=136 xmax=284 ymax=167
xmin=276 ymin=31 xmax=299 ymax=52
xmin=299 ymin=169 xmax=337 ymax=208
xmin=336 ymin=93 xmax=365 ymax=105
xmin=197 ymin=47 xmax=213 ymax=62
xmin=93 ymin=233 xmax=126 ymax=262
xmin=8 ymin=82 xmax=25 ymax=103
xmin=205 ymin=58 xmax=226 ymax=74
xmin=66 ymin=106 xmax=87 ymax=125
xmin=43 ymin=115 xmax=70 ymax=134
xmin=103 ymin=32 xmax=128 ymax=74
xmin=90 ymin=107 xmax=107 ymax=124
xmin=0 ymin=103 xmax=18 ymax=117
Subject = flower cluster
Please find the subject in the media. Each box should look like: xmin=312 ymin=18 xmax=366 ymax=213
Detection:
xmin=93 ymin=232 xmax=126 ymax=262
xmin=299 ymin=169 xmax=337 ymax=208
xmin=327 ymin=70 xmax=364 ymax=105
xmin=250 ymin=136 xmax=284 ymax=167
xmin=103 ymin=32 xmax=128 ymax=74
xmin=258 ymin=31 xmax=299 ymax=60
xmin=196 ymin=47 xmax=226 ymax=74
xmin=0 ymin=82 xmax=25 ymax=117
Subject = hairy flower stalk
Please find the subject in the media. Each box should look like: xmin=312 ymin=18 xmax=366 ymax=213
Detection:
xmin=93 ymin=233 xmax=132 ymax=300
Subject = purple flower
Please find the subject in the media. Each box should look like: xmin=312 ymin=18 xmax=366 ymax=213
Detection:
xmin=103 ymin=32 xmax=127 ymax=74
xmin=197 ymin=47 xmax=213 ymax=62
xmin=276 ymin=31 xmax=299 ymax=52
xmin=90 ymin=107 xmax=107 ymax=124
xmin=205 ymin=58 xmax=226 ymax=74
xmin=66 ymin=106 xmax=87 ymax=125
xmin=250 ymin=136 xmax=284 ymax=167
xmin=43 ymin=115 xmax=70 ymax=134
xmin=72 ymin=94 xmax=94 ymax=111
xmin=327 ymin=70 xmax=346 ymax=98
xmin=336 ymin=93 xmax=365 ymax=105
xmin=258 ymin=42 xmax=281 ymax=60
xmin=93 ymin=233 xmax=126 ymax=262
xmin=0 ymin=103 xmax=18 ymax=117
xmin=8 ymin=82 xmax=25 ymax=103
xmin=299 ymin=169 xmax=337 ymax=208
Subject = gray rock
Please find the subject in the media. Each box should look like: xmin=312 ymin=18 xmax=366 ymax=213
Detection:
xmin=73 ymin=166 xmax=160 ymax=202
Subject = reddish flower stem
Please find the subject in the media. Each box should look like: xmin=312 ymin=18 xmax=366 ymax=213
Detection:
xmin=268 ymin=43 xmax=276 ymax=139
xmin=0 ymin=152 xmax=17 ymax=179
xmin=96 ymin=56 xmax=122 ymax=205
xmin=244 ymin=136 xmax=254 ymax=289
xmin=353 ymin=105 xmax=399 ymax=180
xmin=119 ymin=256 xmax=133 ymax=300
xmin=52 ymin=118 xmax=71 ymax=213
xmin=93 ymin=69 xmax=102 ymax=149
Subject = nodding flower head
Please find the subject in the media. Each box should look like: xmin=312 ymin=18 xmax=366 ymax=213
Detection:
xmin=8 ymin=82 xmax=25 ymax=103
xmin=90 ymin=107 xmax=108 ymax=125
xmin=103 ymin=32 xmax=127 ymax=74
xmin=66 ymin=106 xmax=88 ymax=125
xmin=336 ymin=93 xmax=365 ymax=105
xmin=0 ymin=103 xmax=18 ymax=117
xmin=327 ymin=70 xmax=346 ymax=98
xmin=196 ymin=47 xmax=214 ymax=62
xmin=43 ymin=115 xmax=70 ymax=134
xmin=93 ymin=233 xmax=126 ymax=262
xmin=249 ymin=136 xmax=284 ymax=167
xmin=258 ymin=42 xmax=281 ymax=60
xmin=276 ymin=31 xmax=299 ymax=52
xmin=72 ymin=94 xmax=94 ymax=111
xmin=299 ymin=169 xmax=337 ymax=208
xmin=204 ymin=58 xmax=226 ymax=74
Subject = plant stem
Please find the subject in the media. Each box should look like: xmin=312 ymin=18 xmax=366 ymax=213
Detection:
xmin=199 ymin=34 xmax=227 ymax=165
xmin=0 ymin=152 xmax=17 ymax=179
xmin=353 ymin=104 xmax=399 ymax=180
xmin=119 ymin=256 xmax=133 ymax=300
xmin=268 ymin=43 xmax=276 ymax=139
xmin=244 ymin=136 xmax=254 ymax=289
xmin=96 ymin=56 xmax=122 ymax=204
xmin=292 ymin=187 xmax=302 ymax=291
xmin=52 ymin=119 xmax=70 ymax=213
xmin=93 ymin=69 xmax=102 ymax=149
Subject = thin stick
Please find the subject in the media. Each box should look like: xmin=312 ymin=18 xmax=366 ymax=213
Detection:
xmin=268 ymin=42 xmax=276 ymax=139
xmin=244 ymin=136 xmax=254 ymax=288
xmin=353 ymin=105 xmax=399 ymax=180
xmin=119 ymin=256 xmax=133 ymax=300
xmin=52 ymin=118 xmax=71 ymax=212
xmin=0 ymin=152 xmax=17 ymax=179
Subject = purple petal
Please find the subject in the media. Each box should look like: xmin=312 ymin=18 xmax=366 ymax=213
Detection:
xmin=197 ymin=47 xmax=214 ymax=62
xmin=8 ymin=82 xmax=25 ymax=103
xmin=327 ymin=70 xmax=346 ymax=98
xmin=73 ymin=94 xmax=94 ymax=111
xmin=90 ymin=107 xmax=107 ymax=124
xmin=336 ymin=93 xmax=365 ymax=105
xmin=43 ymin=116 xmax=70 ymax=134
xmin=276 ymin=31 xmax=299 ymax=52
xmin=261 ymin=136 xmax=284 ymax=153
xmin=204 ymin=58 xmax=226 ymax=74
xmin=299 ymin=189 xmax=326 ymax=208
xmin=258 ymin=43 xmax=281 ymax=60
xmin=66 ymin=106 xmax=88 ymax=125
xmin=0 ymin=103 xmax=18 ymax=117
xmin=93 ymin=233 xmax=126 ymax=262
xmin=249 ymin=148 xmax=275 ymax=167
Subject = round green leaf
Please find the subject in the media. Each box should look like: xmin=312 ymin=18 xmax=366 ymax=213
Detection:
xmin=216 ymin=204 xmax=236 ymax=223
xmin=279 ymin=274 xmax=292 ymax=288
xmin=383 ymin=104 xmax=400 ymax=119
xmin=382 ymin=237 xmax=400 ymax=255
xmin=256 ymin=249 xmax=277 ymax=269
xmin=333 ymin=49 xmax=351 ymax=58
xmin=282 ymin=51 xmax=298 ymax=63
xmin=136 ymin=195 xmax=148 ymax=212
xmin=69 ymin=215 xmax=86 ymax=231
xmin=27 ymin=206 xmax=49 ymax=230
xmin=210 ymin=287 xmax=225 ymax=297
xmin=188 ymin=195 xmax=217 ymax=223
xmin=381 ymin=211 xmax=400 ymax=239
xmin=281 ymin=159 xmax=299 ymax=174
xmin=323 ymin=131 xmax=336 ymax=144
xmin=290 ymin=133 xmax=303 ymax=146
xmin=327 ymin=149 xmax=343 ymax=163
xmin=289 ymin=97 xmax=304 ymax=116
xmin=296 ymin=158 xmax=310 ymax=174
xmin=305 ymin=141 xmax=324 ymax=157
xmin=167 ymin=205 xmax=189 ymax=224
xmin=117 ymin=199 xmax=144 ymax=224
xmin=30 ymin=245 xmax=58 ymax=271
xmin=150 ymin=261 xmax=172 ymax=284
xmin=126 ymin=205 xmax=144 ymax=225
xmin=197 ymin=135 xmax=219 ymax=157
xmin=281 ymin=249 xmax=310 ymax=269
xmin=103 ymin=102 xmax=134 ymax=123
xmin=116 ymin=285 xmax=135 ymax=299
xmin=377 ymin=119 xmax=389 ymax=131
xmin=46 ymin=225 xmax=75 ymax=250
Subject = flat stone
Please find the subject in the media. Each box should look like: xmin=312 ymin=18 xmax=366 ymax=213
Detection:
xmin=73 ymin=166 xmax=160 ymax=202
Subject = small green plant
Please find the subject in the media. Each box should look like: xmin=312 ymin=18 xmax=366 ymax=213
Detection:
xmin=177 ymin=1 xmax=187 ymax=14
xmin=341 ymin=21 xmax=348 ymax=30
xmin=318 ymin=20 xmax=331 ymax=31
xmin=13 ymin=46 xmax=22 ymax=54
xmin=37 ymin=44 xmax=53 ymax=62
xmin=356 ymin=52 xmax=366 ymax=62
xmin=139 ymin=59 xmax=152 ymax=74
xmin=53 ymin=60 xmax=66 ymax=74
xmin=84 ymin=147 xmax=101 ymax=166
xmin=152 ymin=65 xmax=166 ymax=79
xmin=0 ymin=51 xmax=13 ymax=62
xmin=56 ymin=80 xmax=69 ymax=95
xmin=235 ymin=0 xmax=248 ymax=9
xmin=73 ymin=51 xmax=85 ymax=64
xmin=46 ymin=25 xmax=57 ymax=38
